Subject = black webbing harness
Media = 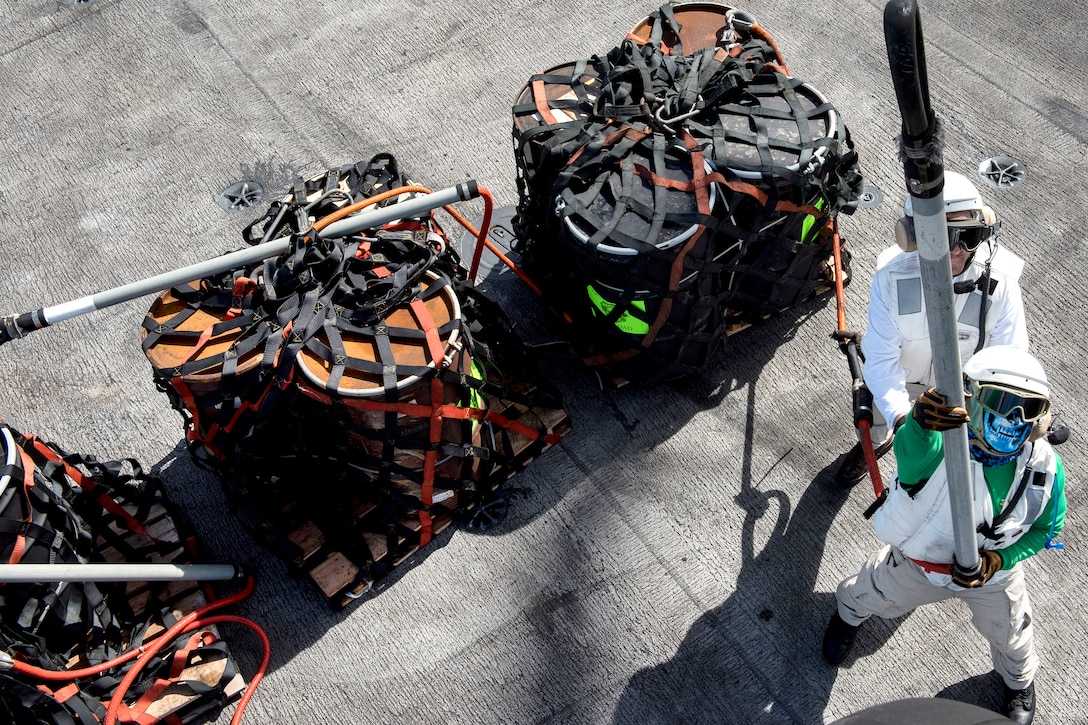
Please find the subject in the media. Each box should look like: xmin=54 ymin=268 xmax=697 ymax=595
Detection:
xmin=145 ymin=155 xmax=568 ymax=592
xmin=0 ymin=422 xmax=238 ymax=723
xmin=511 ymin=6 xmax=864 ymax=382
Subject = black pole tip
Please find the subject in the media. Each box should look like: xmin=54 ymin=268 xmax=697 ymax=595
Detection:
xmin=459 ymin=180 xmax=480 ymax=201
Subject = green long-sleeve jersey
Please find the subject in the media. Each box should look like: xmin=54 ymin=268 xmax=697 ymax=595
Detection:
xmin=893 ymin=415 xmax=1067 ymax=569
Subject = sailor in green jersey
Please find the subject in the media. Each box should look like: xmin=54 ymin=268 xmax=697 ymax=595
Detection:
xmin=822 ymin=346 xmax=1066 ymax=725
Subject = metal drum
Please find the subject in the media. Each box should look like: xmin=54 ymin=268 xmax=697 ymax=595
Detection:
xmin=292 ymin=271 xmax=479 ymax=502
xmin=511 ymin=61 xmax=603 ymax=189
xmin=628 ymin=2 xmax=760 ymax=56
xmin=554 ymin=140 xmax=725 ymax=381
xmin=689 ymin=75 xmax=851 ymax=315
xmin=700 ymin=77 xmax=838 ymax=184
xmin=142 ymin=276 xmax=269 ymax=460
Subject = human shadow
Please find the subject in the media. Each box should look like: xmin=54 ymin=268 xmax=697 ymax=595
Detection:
xmin=934 ymin=672 xmax=1005 ymax=716
xmin=609 ymin=426 xmax=901 ymax=724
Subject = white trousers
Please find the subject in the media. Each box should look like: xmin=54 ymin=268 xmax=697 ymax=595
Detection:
xmin=835 ymin=544 xmax=1038 ymax=689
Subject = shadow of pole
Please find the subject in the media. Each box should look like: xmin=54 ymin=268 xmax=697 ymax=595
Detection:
xmin=610 ymin=374 xmax=868 ymax=724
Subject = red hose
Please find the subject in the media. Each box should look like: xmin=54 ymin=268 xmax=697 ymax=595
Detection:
xmin=455 ymin=188 xmax=543 ymax=296
xmin=10 ymin=577 xmax=269 ymax=725
xmin=310 ymin=183 xmax=541 ymax=296
xmin=832 ymin=220 xmax=884 ymax=496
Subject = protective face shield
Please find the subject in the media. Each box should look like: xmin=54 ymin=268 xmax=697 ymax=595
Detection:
xmin=962 ymin=346 xmax=1051 ymax=458
xmin=895 ymin=171 xmax=1000 ymax=253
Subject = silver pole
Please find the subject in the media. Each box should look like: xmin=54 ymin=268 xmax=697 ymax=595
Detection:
xmin=0 ymin=563 xmax=246 ymax=583
xmin=317 ymin=180 xmax=478 ymax=239
xmin=42 ymin=239 xmax=292 ymax=324
xmin=912 ymin=194 xmax=980 ymax=572
xmin=6 ymin=181 xmax=480 ymax=333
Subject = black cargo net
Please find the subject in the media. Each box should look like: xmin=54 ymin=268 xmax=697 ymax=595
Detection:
xmin=0 ymin=422 xmax=239 ymax=724
xmin=142 ymin=155 xmax=569 ymax=602
xmin=512 ymin=5 xmax=863 ymax=382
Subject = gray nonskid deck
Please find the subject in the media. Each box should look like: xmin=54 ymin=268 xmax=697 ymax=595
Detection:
xmin=1 ymin=1 xmax=1086 ymax=723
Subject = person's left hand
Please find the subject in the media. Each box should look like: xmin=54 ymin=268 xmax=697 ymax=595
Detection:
xmin=952 ymin=549 xmax=1003 ymax=587
xmin=912 ymin=387 xmax=970 ymax=431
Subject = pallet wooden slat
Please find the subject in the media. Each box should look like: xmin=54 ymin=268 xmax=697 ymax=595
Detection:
xmin=268 ymin=382 xmax=572 ymax=609
xmin=81 ymin=498 xmax=248 ymax=722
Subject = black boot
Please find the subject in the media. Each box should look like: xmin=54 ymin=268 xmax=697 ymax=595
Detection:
xmin=835 ymin=438 xmax=893 ymax=487
xmin=1001 ymin=682 xmax=1035 ymax=725
xmin=822 ymin=612 xmax=861 ymax=665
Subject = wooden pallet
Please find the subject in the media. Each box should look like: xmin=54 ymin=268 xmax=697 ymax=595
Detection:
xmin=88 ymin=500 xmax=247 ymax=723
xmin=271 ymin=390 xmax=572 ymax=609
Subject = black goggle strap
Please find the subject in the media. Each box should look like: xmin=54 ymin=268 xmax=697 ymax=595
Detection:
xmin=970 ymin=381 xmax=1050 ymax=422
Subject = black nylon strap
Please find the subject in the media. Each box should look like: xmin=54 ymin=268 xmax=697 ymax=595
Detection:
xmin=978 ymin=466 xmax=1039 ymax=541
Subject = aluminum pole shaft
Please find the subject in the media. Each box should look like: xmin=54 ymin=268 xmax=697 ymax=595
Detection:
xmin=317 ymin=180 xmax=478 ymax=239
xmin=4 ymin=181 xmax=480 ymax=337
xmin=912 ymin=195 xmax=980 ymax=572
xmin=885 ymin=0 xmax=980 ymax=575
xmin=0 ymin=563 xmax=246 ymax=583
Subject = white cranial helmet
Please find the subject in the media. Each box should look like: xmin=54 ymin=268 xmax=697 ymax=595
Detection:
xmin=963 ymin=345 xmax=1049 ymax=398
xmin=963 ymin=346 xmax=1051 ymax=456
xmin=896 ymin=171 xmax=999 ymax=252
xmin=903 ymin=170 xmax=993 ymax=219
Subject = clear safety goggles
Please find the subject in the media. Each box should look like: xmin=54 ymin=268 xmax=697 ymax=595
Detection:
xmin=968 ymin=380 xmax=1051 ymax=422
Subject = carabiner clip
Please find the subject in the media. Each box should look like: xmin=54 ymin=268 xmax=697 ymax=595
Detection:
xmin=655 ymin=94 xmax=704 ymax=126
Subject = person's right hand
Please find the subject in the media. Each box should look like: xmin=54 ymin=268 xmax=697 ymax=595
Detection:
xmin=912 ymin=387 xmax=969 ymax=431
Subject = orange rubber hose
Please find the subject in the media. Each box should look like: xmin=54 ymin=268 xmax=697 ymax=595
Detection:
xmin=102 ymin=576 xmax=260 ymax=724
xmin=306 ymin=183 xmax=542 ymax=296
xmin=832 ymin=219 xmax=884 ymax=497
xmin=751 ymin=24 xmax=789 ymax=73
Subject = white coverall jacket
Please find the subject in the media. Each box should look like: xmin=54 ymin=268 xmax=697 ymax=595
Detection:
xmin=860 ymin=240 xmax=1030 ymax=434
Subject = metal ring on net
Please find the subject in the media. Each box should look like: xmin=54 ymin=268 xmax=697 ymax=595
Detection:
xmin=243 ymin=155 xmax=416 ymax=246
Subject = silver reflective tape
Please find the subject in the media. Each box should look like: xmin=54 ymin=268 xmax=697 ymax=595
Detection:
xmin=897 ymin=277 xmax=922 ymax=315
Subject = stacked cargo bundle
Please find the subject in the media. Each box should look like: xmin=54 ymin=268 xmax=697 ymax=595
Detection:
xmin=0 ymin=421 xmax=250 ymax=724
xmin=511 ymin=2 xmax=864 ymax=382
xmin=143 ymin=155 xmax=571 ymax=607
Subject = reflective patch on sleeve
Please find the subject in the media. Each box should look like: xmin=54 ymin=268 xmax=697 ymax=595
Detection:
xmin=897 ymin=277 xmax=922 ymax=315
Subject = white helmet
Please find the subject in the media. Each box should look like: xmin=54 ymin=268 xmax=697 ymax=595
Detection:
xmin=963 ymin=345 xmax=1049 ymax=398
xmin=903 ymin=170 xmax=987 ymax=218
xmin=897 ymin=171 xmax=999 ymax=253
xmin=963 ymin=346 xmax=1051 ymax=456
